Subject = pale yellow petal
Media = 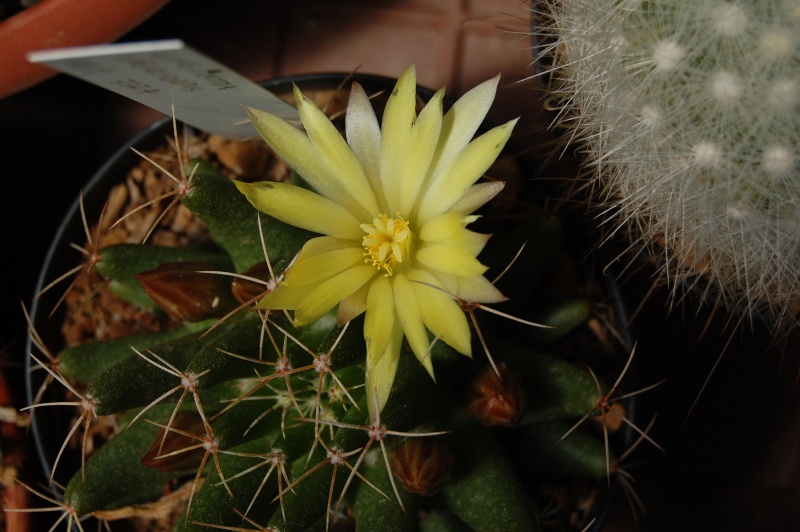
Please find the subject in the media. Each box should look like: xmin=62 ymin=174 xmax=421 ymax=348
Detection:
xmin=418 ymin=212 xmax=478 ymax=242
xmin=294 ymin=85 xmax=379 ymax=218
xmin=363 ymin=275 xmax=395 ymax=366
xmin=235 ymin=181 xmax=363 ymax=240
xmin=416 ymin=242 xmax=489 ymax=277
xmin=365 ymin=322 xmax=403 ymax=420
xmin=437 ymin=273 xmax=507 ymax=304
xmin=346 ymin=82 xmax=385 ymax=210
xmin=424 ymin=74 xmax=500 ymax=187
xmin=458 ymin=229 xmax=491 ymax=257
xmin=337 ymin=282 xmax=370 ymax=324
xmin=380 ymin=64 xmax=417 ymax=212
xmin=418 ymin=119 xmax=518 ymax=224
xmin=408 ymin=270 xmax=472 ymax=356
xmin=392 ymin=273 xmax=434 ymax=378
xmin=294 ymin=235 xmax=355 ymax=259
xmin=283 ymin=247 xmax=364 ymax=288
xmin=255 ymin=281 xmax=316 ymax=311
xmin=295 ymin=265 xmax=376 ymax=325
xmin=246 ymin=106 xmax=364 ymax=211
xmin=451 ymin=181 xmax=506 ymax=215
xmin=399 ymin=89 xmax=444 ymax=215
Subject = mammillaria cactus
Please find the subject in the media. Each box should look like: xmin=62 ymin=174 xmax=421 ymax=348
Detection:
xmin=533 ymin=0 xmax=800 ymax=334
xmin=15 ymin=66 xmax=648 ymax=531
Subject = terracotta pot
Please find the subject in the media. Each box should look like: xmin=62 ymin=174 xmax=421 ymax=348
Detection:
xmin=0 ymin=0 xmax=172 ymax=99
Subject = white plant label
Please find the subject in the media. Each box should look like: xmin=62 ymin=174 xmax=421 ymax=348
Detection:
xmin=27 ymin=39 xmax=299 ymax=139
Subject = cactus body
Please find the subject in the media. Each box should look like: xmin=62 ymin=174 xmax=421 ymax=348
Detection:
xmin=535 ymin=0 xmax=800 ymax=330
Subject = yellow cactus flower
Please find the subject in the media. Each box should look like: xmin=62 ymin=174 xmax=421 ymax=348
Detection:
xmin=235 ymin=64 xmax=517 ymax=419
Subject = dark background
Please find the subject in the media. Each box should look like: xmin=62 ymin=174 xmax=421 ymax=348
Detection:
xmin=3 ymin=1 xmax=800 ymax=531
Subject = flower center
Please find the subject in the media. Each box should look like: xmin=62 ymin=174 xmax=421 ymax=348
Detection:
xmin=361 ymin=214 xmax=412 ymax=276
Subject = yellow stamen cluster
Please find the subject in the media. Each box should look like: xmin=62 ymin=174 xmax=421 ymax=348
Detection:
xmin=361 ymin=214 xmax=412 ymax=276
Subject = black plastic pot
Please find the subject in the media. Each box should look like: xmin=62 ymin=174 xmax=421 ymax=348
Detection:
xmin=25 ymin=72 xmax=638 ymax=531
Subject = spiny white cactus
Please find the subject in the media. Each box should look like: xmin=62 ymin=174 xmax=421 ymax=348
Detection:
xmin=533 ymin=0 xmax=800 ymax=333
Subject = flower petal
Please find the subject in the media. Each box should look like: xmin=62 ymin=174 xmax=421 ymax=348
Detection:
xmin=366 ymin=321 xmax=403 ymax=420
xmin=283 ymin=247 xmax=364 ymax=288
xmin=458 ymin=229 xmax=491 ymax=258
xmin=418 ymin=118 xmax=518 ymax=223
xmin=296 ymin=235 xmax=355 ymax=258
xmin=295 ymin=265 xmax=376 ymax=325
xmin=380 ymin=64 xmax=417 ymax=212
xmin=399 ymin=88 xmax=444 ymax=215
xmin=246 ymin=106 xmax=360 ymax=210
xmin=364 ymin=275 xmax=396 ymax=369
xmin=346 ymin=82 xmax=385 ymax=211
xmin=235 ymin=181 xmax=364 ymax=240
xmin=429 ymin=271 xmax=507 ymax=304
xmin=338 ymin=281 xmax=370 ymax=324
xmin=255 ymin=281 xmax=316 ymax=310
xmin=416 ymin=241 xmax=489 ymax=277
xmin=408 ymin=270 xmax=472 ymax=356
xmin=419 ymin=212 xmax=478 ymax=242
xmin=393 ymin=273 xmax=434 ymax=378
xmin=451 ymin=181 xmax=506 ymax=215
xmin=424 ymin=74 xmax=500 ymax=187
xmin=294 ymin=85 xmax=379 ymax=218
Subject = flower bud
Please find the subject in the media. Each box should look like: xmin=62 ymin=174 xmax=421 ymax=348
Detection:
xmin=391 ymin=437 xmax=454 ymax=497
xmin=467 ymin=362 xmax=527 ymax=426
xmin=137 ymin=261 xmax=237 ymax=322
